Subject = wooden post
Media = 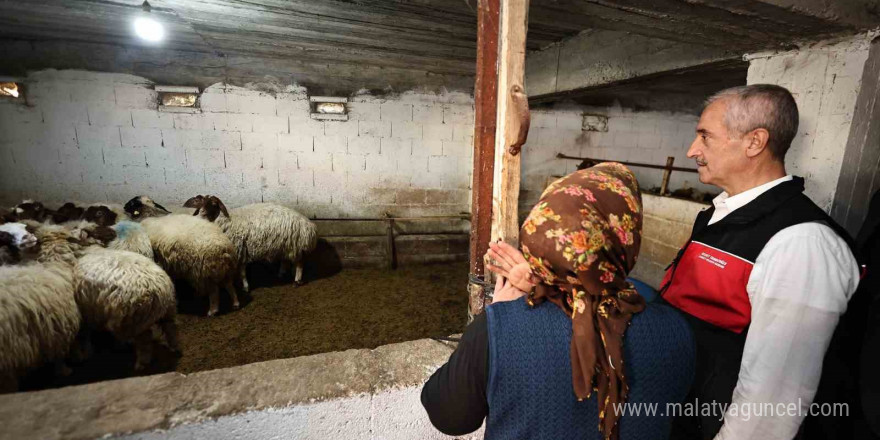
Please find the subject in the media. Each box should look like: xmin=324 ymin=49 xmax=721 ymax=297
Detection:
xmin=467 ymin=0 xmax=501 ymax=321
xmin=385 ymin=215 xmax=396 ymax=270
xmin=660 ymin=156 xmax=675 ymax=195
xmin=489 ymin=0 xmax=529 ymax=258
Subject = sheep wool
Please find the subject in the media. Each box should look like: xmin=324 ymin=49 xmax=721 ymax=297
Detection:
xmin=0 ymin=225 xmax=82 ymax=391
xmin=217 ymin=203 xmax=318 ymax=266
xmin=109 ymin=221 xmax=153 ymax=259
xmin=141 ymin=214 xmax=236 ymax=289
xmin=75 ymin=247 xmax=175 ymax=342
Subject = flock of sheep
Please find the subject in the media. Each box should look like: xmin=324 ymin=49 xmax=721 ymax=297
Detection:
xmin=0 ymin=195 xmax=317 ymax=392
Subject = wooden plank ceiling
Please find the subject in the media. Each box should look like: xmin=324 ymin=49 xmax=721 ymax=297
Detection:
xmin=0 ymin=0 xmax=872 ymax=93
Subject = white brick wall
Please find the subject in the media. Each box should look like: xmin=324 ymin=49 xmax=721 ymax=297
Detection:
xmin=746 ymin=33 xmax=873 ymax=212
xmin=0 ymin=71 xmax=475 ymax=218
xmin=519 ymin=104 xmax=712 ymax=216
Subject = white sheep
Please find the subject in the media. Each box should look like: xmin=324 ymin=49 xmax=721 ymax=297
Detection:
xmin=184 ymin=195 xmax=318 ymax=292
xmin=74 ymin=247 xmax=178 ymax=370
xmin=0 ymin=224 xmax=84 ymax=392
xmin=124 ymin=196 xmax=239 ymax=317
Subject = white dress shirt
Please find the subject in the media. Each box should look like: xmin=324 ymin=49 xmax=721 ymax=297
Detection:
xmin=708 ymin=175 xmax=860 ymax=440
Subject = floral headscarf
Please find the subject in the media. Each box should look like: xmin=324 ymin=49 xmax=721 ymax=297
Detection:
xmin=521 ymin=162 xmax=645 ymax=440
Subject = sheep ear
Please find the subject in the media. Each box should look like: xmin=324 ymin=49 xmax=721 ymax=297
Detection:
xmin=183 ymin=195 xmax=205 ymax=209
xmin=154 ymin=202 xmax=171 ymax=213
xmin=0 ymin=231 xmax=12 ymax=246
xmin=217 ymin=200 xmax=229 ymax=218
xmin=192 ymin=207 xmax=201 ymax=216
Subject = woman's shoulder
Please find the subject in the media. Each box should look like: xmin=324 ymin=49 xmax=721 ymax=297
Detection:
xmin=624 ymin=302 xmax=696 ymax=399
xmin=629 ymin=302 xmax=694 ymax=350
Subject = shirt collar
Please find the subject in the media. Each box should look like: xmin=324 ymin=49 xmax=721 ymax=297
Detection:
xmin=712 ymin=175 xmax=793 ymax=214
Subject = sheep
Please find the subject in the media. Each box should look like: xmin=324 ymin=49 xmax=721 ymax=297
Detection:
xmin=74 ymin=247 xmax=178 ymax=371
xmin=8 ymin=200 xmax=49 ymax=222
xmin=50 ymin=202 xmax=85 ymax=224
xmin=124 ymin=196 xmax=239 ymax=317
xmin=0 ymin=224 xmax=84 ymax=392
xmin=0 ymin=207 xmax=14 ymax=223
xmin=0 ymin=222 xmax=37 ymax=266
xmin=184 ymin=195 xmax=318 ymax=292
xmin=82 ymin=205 xmax=153 ymax=259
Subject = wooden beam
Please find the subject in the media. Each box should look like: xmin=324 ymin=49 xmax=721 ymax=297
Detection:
xmin=489 ymin=0 xmax=529 ymax=259
xmin=660 ymin=156 xmax=675 ymax=195
xmin=467 ymin=0 xmax=500 ymax=320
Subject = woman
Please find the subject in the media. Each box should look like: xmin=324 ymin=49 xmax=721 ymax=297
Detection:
xmin=421 ymin=163 xmax=695 ymax=440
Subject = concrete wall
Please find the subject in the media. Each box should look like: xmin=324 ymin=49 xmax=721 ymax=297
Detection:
xmin=746 ymin=33 xmax=874 ymax=212
xmin=0 ymin=70 xmax=474 ymax=219
xmin=629 ymin=194 xmax=709 ymax=288
xmin=520 ymin=104 xmax=713 ymax=216
xmin=0 ymin=339 xmax=479 ymax=440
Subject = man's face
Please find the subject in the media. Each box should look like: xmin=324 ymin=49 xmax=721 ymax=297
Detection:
xmin=687 ymin=99 xmax=751 ymax=190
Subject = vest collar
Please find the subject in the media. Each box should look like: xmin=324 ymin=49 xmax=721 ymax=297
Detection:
xmin=702 ymin=177 xmax=806 ymax=227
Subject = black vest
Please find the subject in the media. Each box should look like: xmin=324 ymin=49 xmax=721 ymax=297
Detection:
xmin=660 ymin=177 xmax=859 ymax=439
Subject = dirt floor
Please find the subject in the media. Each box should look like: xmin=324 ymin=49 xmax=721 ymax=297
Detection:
xmin=18 ymin=260 xmax=469 ymax=392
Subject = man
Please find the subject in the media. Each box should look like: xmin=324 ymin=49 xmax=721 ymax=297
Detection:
xmin=660 ymin=84 xmax=860 ymax=439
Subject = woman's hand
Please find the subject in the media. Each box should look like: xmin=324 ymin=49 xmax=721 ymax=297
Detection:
xmin=486 ymin=241 xmax=536 ymax=293
xmin=492 ymin=274 xmax=526 ymax=303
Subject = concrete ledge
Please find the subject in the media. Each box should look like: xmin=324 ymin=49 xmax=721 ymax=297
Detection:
xmin=320 ymin=234 xmax=468 ymax=268
xmin=0 ymin=339 xmax=458 ymax=440
xmin=642 ymin=194 xmax=709 ymax=224
xmin=632 ymin=194 xmax=709 ymax=288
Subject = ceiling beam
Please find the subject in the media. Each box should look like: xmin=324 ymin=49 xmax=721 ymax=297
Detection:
xmin=0 ymin=39 xmax=474 ymax=94
xmin=525 ymin=29 xmax=741 ymax=100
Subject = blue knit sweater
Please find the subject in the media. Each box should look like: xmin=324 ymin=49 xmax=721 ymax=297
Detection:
xmin=485 ymin=298 xmax=695 ymax=440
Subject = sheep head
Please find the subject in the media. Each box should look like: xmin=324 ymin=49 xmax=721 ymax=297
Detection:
xmin=52 ymin=202 xmax=85 ymax=224
xmin=183 ymin=195 xmax=206 ymax=211
xmin=83 ymin=205 xmax=119 ymax=227
xmin=79 ymin=223 xmax=118 ymax=247
xmin=124 ymin=196 xmax=171 ymax=220
xmin=188 ymin=195 xmax=229 ymax=223
xmin=12 ymin=200 xmax=48 ymax=222
xmin=0 ymin=222 xmax=37 ymax=250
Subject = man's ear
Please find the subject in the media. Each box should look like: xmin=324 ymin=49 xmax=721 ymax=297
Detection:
xmin=745 ymin=128 xmax=770 ymax=158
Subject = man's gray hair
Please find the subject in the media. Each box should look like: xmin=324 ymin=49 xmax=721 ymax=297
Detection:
xmin=705 ymin=84 xmax=799 ymax=161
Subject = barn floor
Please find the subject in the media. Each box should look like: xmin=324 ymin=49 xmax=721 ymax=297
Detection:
xmin=18 ymin=260 xmax=469 ymax=392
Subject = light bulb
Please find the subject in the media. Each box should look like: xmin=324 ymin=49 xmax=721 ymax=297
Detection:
xmin=134 ymin=16 xmax=164 ymax=42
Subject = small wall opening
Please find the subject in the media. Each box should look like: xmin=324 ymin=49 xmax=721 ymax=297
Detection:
xmin=0 ymin=81 xmax=22 ymax=99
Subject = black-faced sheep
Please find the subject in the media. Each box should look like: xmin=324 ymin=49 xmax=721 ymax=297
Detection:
xmin=82 ymin=205 xmax=153 ymax=259
xmin=51 ymin=202 xmax=85 ymax=224
xmin=184 ymin=195 xmax=318 ymax=292
xmin=124 ymin=196 xmax=239 ymax=316
xmin=8 ymin=200 xmax=49 ymax=223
